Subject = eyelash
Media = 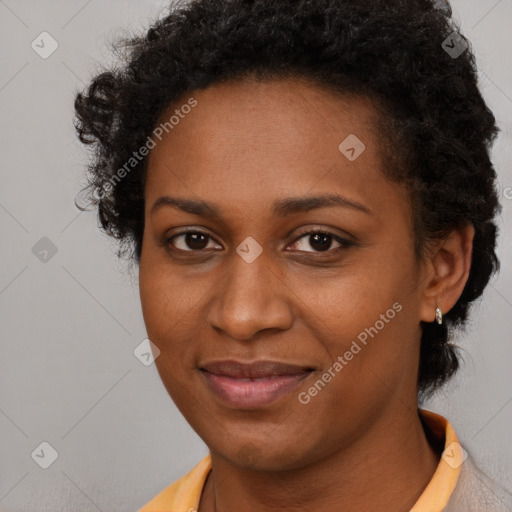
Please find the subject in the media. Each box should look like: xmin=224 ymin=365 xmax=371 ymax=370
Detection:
xmin=164 ymin=228 xmax=355 ymax=255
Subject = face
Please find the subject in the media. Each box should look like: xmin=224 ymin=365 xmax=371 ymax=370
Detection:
xmin=139 ymin=76 xmax=430 ymax=471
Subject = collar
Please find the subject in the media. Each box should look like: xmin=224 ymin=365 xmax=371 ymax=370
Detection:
xmin=139 ymin=408 xmax=463 ymax=512
xmin=411 ymin=409 xmax=464 ymax=511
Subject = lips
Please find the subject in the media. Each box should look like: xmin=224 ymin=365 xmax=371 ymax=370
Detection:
xmin=199 ymin=360 xmax=314 ymax=409
xmin=201 ymin=360 xmax=313 ymax=379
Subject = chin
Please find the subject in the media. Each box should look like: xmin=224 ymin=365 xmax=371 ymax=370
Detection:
xmin=210 ymin=437 xmax=318 ymax=472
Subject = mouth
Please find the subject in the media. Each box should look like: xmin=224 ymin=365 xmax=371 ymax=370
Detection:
xmin=199 ymin=360 xmax=315 ymax=409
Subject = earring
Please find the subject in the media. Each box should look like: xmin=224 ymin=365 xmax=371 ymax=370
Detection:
xmin=435 ymin=306 xmax=443 ymax=325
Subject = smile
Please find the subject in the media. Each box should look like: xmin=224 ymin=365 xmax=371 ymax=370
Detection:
xmin=199 ymin=360 xmax=314 ymax=409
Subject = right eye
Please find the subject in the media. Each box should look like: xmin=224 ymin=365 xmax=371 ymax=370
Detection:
xmin=166 ymin=230 xmax=222 ymax=252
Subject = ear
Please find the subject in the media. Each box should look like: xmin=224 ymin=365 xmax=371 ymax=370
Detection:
xmin=419 ymin=224 xmax=475 ymax=323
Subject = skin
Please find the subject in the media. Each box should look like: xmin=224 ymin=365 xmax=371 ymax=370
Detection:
xmin=139 ymin=76 xmax=474 ymax=512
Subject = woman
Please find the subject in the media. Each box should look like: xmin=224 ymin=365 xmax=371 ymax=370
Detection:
xmin=74 ymin=0 xmax=512 ymax=510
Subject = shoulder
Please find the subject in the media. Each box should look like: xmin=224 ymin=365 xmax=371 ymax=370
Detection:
xmin=445 ymin=455 xmax=512 ymax=512
xmin=138 ymin=455 xmax=212 ymax=512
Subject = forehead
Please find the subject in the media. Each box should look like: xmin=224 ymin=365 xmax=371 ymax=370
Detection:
xmin=144 ymin=76 xmax=400 ymax=220
xmin=151 ymin=75 xmax=381 ymax=156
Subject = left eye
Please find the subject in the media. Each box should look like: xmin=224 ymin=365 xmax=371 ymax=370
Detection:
xmin=166 ymin=230 xmax=352 ymax=253
xmin=289 ymin=231 xmax=351 ymax=253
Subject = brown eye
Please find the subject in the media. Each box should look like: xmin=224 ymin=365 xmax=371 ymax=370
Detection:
xmin=167 ymin=231 xmax=221 ymax=252
xmin=290 ymin=230 xmax=353 ymax=254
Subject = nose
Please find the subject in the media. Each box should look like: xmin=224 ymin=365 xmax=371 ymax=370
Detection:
xmin=206 ymin=250 xmax=294 ymax=341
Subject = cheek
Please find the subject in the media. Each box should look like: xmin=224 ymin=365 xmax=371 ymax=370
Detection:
xmin=139 ymin=260 xmax=167 ymax=338
xmin=139 ymin=261 xmax=199 ymax=400
xmin=139 ymin=257 xmax=202 ymax=339
xmin=304 ymin=253 xmax=419 ymax=393
xmin=306 ymin=260 xmax=410 ymax=345
xmin=138 ymin=256 xmax=223 ymax=393
xmin=297 ymin=310 xmax=415 ymax=440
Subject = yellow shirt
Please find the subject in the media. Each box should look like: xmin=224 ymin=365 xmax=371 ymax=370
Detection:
xmin=138 ymin=409 xmax=464 ymax=512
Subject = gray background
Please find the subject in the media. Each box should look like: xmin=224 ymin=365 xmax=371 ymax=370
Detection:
xmin=0 ymin=1 xmax=511 ymax=510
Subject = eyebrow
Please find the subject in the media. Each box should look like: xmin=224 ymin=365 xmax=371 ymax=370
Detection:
xmin=150 ymin=193 xmax=373 ymax=218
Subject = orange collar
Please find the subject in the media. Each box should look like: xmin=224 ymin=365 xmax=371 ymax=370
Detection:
xmin=410 ymin=409 xmax=464 ymax=511
xmin=139 ymin=408 xmax=463 ymax=512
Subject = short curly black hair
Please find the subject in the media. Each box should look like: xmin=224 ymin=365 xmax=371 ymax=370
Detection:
xmin=74 ymin=0 xmax=501 ymax=399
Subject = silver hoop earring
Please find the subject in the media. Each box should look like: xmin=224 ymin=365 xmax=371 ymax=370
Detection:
xmin=435 ymin=306 xmax=443 ymax=325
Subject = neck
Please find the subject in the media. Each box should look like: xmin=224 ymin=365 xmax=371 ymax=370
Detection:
xmin=199 ymin=407 xmax=441 ymax=512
